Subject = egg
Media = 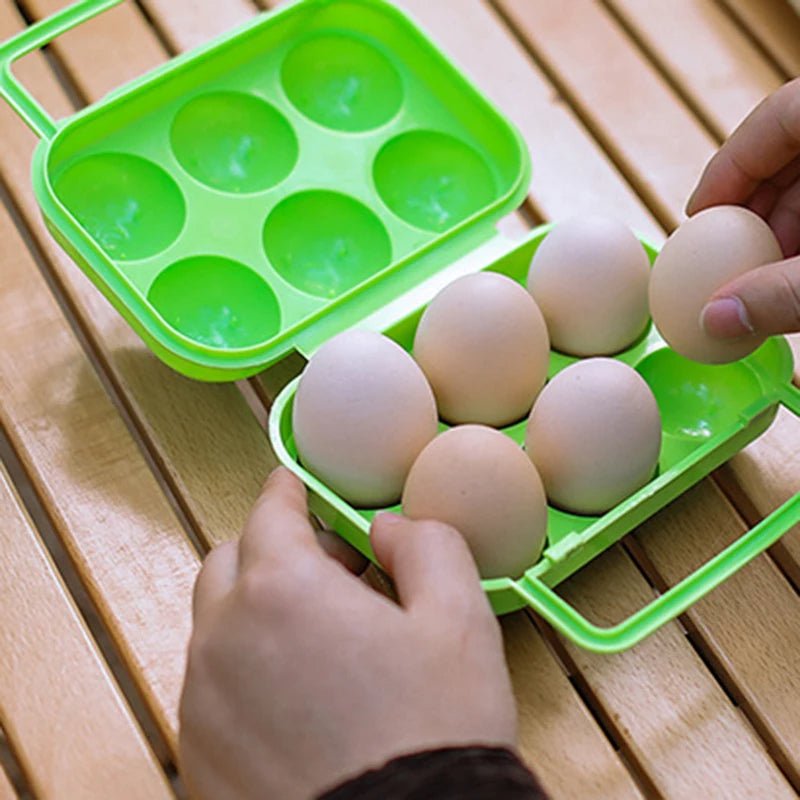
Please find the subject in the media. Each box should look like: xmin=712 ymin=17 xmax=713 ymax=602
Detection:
xmin=525 ymin=359 xmax=661 ymax=515
xmin=293 ymin=329 xmax=438 ymax=507
xmin=402 ymin=425 xmax=548 ymax=579
xmin=649 ymin=205 xmax=782 ymax=364
xmin=413 ymin=272 xmax=550 ymax=426
xmin=526 ymin=216 xmax=651 ymax=356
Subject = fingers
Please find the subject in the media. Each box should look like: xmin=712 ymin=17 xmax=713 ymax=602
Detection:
xmin=702 ymin=254 xmax=800 ymax=337
xmin=238 ymin=467 xmax=321 ymax=572
xmin=370 ymin=513 xmax=487 ymax=614
xmin=315 ymin=528 xmax=370 ymax=575
xmin=687 ymin=78 xmax=800 ymax=215
xmin=768 ymin=179 xmax=800 ymax=257
xmin=193 ymin=541 xmax=238 ymax=623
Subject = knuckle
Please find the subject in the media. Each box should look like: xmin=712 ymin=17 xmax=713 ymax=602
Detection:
xmin=778 ymin=267 xmax=800 ymax=323
xmin=237 ymin=562 xmax=306 ymax=613
xmin=238 ymin=566 xmax=277 ymax=608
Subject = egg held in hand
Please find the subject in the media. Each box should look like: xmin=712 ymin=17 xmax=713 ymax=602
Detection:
xmin=649 ymin=205 xmax=782 ymax=364
xmin=525 ymin=359 xmax=661 ymax=515
xmin=293 ymin=329 xmax=438 ymax=508
xmin=402 ymin=425 xmax=548 ymax=579
xmin=526 ymin=216 xmax=651 ymax=356
xmin=413 ymin=272 xmax=550 ymax=426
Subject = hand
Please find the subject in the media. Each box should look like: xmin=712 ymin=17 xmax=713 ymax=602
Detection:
xmin=687 ymin=77 xmax=800 ymax=338
xmin=179 ymin=468 xmax=516 ymax=800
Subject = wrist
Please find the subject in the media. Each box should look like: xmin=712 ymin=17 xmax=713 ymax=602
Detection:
xmin=318 ymin=745 xmax=547 ymax=800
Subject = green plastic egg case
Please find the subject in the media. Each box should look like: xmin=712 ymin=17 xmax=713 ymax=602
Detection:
xmin=7 ymin=0 xmax=529 ymax=381
xmin=2 ymin=0 xmax=800 ymax=653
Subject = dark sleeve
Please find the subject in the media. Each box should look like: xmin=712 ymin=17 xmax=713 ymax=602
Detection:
xmin=318 ymin=746 xmax=550 ymax=800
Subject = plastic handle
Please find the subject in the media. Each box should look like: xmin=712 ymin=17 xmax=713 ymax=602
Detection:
xmin=513 ymin=383 xmax=800 ymax=654
xmin=0 ymin=0 xmax=124 ymax=139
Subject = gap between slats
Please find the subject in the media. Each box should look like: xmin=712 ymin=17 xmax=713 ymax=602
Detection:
xmin=0 ymin=725 xmax=32 ymax=800
xmin=0 ymin=424 xmax=183 ymax=798
xmin=0 ymin=177 xmax=206 ymax=562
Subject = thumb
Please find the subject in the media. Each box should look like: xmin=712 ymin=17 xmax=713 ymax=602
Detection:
xmin=701 ymin=255 xmax=800 ymax=338
xmin=370 ymin=513 xmax=488 ymax=615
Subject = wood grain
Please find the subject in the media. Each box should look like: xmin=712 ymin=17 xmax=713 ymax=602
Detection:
xmin=495 ymin=0 xmax=717 ymax=227
xmin=606 ymin=0 xmax=783 ymax=138
xmin=139 ymin=0 xmax=255 ymax=52
xmin=719 ymin=0 xmax=800 ymax=77
xmin=633 ymin=480 xmax=800 ymax=785
xmin=0 ymin=465 xmax=173 ymax=800
xmin=0 ymin=196 xmax=198 ymax=752
xmin=503 ymin=614 xmax=644 ymax=800
xmin=555 ymin=546 xmax=795 ymax=799
xmin=1 ymin=1 xmax=277 ymax=550
xmin=719 ymin=408 xmax=800 ymax=586
xmin=23 ymin=0 xmax=164 ymax=100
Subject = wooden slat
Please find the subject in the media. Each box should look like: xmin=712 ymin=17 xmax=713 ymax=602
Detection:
xmin=1 ymin=1 xmax=276 ymax=550
xmin=30 ymin=0 xmax=164 ymax=100
xmin=502 ymin=614 xmax=644 ymax=799
xmin=606 ymin=0 xmax=783 ymax=138
xmin=555 ymin=546 xmax=795 ymax=799
xmin=719 ymin=408 xmax=800 ymax=586
xmin=139 ymin=0 xmax=255 ymax=52
xmin=719 ymin=0 xmax=800 ymax=77
xmin=0 ymin=196 xmax=198 ymax=751
xmin=495 ymin=0 xmax=717 ymax=226
xmin=633 ymin=481 xmax=800 ymax=785
xmin=0 ymin=464 xmax=172 ymax=800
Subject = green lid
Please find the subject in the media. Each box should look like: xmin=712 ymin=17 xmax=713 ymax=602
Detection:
xmin=23 ymin=0 xmax=531 ymax=380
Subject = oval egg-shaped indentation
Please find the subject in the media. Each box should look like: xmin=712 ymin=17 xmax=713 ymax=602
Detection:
xmin=148 ymin=256 xmax=281 ymax=348
xmin=636 ymin=348 xmax=763 ymax=440
xmin=263 ymin=190 xmax=392 ymax=298
xmin=171 ymin=92 xmax=298 ymax=193
xmin=281 ymin=34 xmax=403 ymax=132
xmin=54 ymin=152 xmax=185 ymax=261
xmin=374 ymin=130 xmax=497 ymax=232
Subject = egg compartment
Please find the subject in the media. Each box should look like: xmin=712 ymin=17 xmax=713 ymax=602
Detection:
xmin=14 ymin=0 xmax=528 ymax=381
xmin=269 ymin=223 xmax=800 ymax=651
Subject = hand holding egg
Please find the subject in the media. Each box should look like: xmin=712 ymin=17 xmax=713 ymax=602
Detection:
xmin=684 ymin=76 xmax=800 ymax=341
xmin=649 ymin=205 xmax=782 ymax=364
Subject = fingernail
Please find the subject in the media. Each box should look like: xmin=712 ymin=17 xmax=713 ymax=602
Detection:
xmin=374 ymin=512 xmax=404 ymax=527
xmin=700 ymin=296 xmax=754 ymax=338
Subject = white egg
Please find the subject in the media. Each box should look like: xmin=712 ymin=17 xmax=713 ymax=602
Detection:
xmin=525 ymin=358 xmax=661 ymax=515
xmin=649 ymin=205 xmax=782 ymax=364
xmin=402 ymin=425 xmax=548 ymax=579
xmin=293 ymin=329 xmax=438 ymax=507
xmin=527 ymin=216 xmax=651 ymax=356
xmin=413 ymin=272 xmax=550 ymax=426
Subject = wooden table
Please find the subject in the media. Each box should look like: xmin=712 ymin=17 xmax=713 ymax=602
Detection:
xmin=1 ymin=1 xmax=800 ymax=797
